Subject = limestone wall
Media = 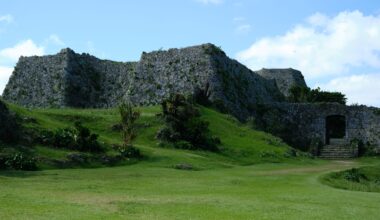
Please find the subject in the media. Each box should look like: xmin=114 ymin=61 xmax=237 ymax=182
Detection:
xmin=257 ymin=103 xmax=380 ymax=151
xmin=3 ymin=48 xmax=136 ymax=108
xmin=128 ymin=43 xmax=284 ymax=119
xmin=3 ymin=52 xmax=68 ymax=107
xmin=256 ymin=68 xmax=307 ymax=97
xmin=3 ymin=43 xmax=285 ymax=119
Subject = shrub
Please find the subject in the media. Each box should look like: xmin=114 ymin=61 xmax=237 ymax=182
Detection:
xmin=288 ymin=86 xmax=347 ymax=105
xmin=113 ymin=144 xmax=141 ymax=158
xmin=157 ymin=94 xmax=219 ymax=151
xmin=38 ymin=122 xmax=103 ymax=152
xmin=193 ymin=83 xmax=211 ymax=106
xmin=246 ymin=116 xmax=259 ymax=130
xmin=343 ymin=168 xmax=368 ymax=182
xmin=0 ymin=153 xmax=37 ymax=171
xmin=309 ymin=138 xmax=323 ymax=156
xmin=117 ymin=102 xmax=141 ymax=158
xmin=53 ymin=128 xmax=76 ymax=148
xmin=118 ymin=102 xmax=140 ymax=147
xmin=173 ymin=140 xmax=193 ymax=150
xmin=0 ymin=154 xmax=8 ymax=169
xmin=0 ymin=100 xmax=21 ymax=143
xmin=74 ymin=121 xmax=102 ymax=152
xmin=288 ymin=86 xmax=310 ymax=103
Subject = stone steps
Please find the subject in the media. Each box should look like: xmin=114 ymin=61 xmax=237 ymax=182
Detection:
xmin=329 ymin=138 xmax=347 ymax=145
xmin=319 ymin=144 xmax=355 ymax=159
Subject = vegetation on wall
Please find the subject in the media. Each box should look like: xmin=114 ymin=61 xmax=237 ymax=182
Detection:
xmin=288 ymin=86 xmax=347 ymax=105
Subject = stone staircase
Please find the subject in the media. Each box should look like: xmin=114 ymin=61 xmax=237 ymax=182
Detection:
xmin=319 ymin=138 xmax=357 ymax=159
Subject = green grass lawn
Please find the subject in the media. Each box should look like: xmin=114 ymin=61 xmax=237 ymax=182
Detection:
xmin=321 ymin=161 xmax=380 ymax=193
xmin=0 ymin=160 xmax=379 ymax=219
xmin=1 ymin=104 xmax=379 ymax=219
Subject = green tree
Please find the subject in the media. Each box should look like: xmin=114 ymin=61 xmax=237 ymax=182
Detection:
xmin=157 ymin=94 xmax=220 ymax=151
xmin=118 ymin=102 xmax=140 ymax=148
xmin=288 ymin=86 xmax=346 ymax=105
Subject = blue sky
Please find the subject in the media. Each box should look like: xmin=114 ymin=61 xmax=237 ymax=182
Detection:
xmin=1 ymin=0 xmax=380 ymax=106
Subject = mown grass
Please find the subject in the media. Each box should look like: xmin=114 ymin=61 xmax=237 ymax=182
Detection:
xmin=1 ymin=160 xmax=380 ymax=219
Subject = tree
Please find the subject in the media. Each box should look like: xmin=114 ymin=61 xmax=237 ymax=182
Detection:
xmin=157 ymin=94 xmax=220 ymax=151
xmin=288 ymin=86 xmax=347 ymax=105
xmin=118 ymin=102 xmax=140 ymax=148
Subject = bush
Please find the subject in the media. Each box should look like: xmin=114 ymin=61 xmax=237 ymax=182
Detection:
xmin=0 ymin=154 xmax=8 ymax=169
xmin=118 ymin=102 xmax=140 ymax=147
xmin=343 ymin=168 xmax=368 ymax=182
xmin=0 ymin=153 xmax=37 ymax=171
xmin=38 ymin=122 xmax=103 ymax=152
xmin=246 ymin=117 xmax=259 ymax=130
xmin=309 ymin=138 xmax=323 ymax=156
xmin=117 ymin=102 xmax=141 ymax=158
xmin=53 ymin=128 xmax=76 ymax=148
xmin=288 ymin=86 xmax=347 ymax=105
xmin=74 ymin=122 xmax=102 ymax=152
xmin=157 ymin=94 xmax=219 ymax=151
xmin=0 ymin=100 xmax=21 ymax=143
xmin=113 ymin=144 xmax=141 ymax=158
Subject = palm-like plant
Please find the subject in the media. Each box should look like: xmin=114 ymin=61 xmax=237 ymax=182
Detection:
xmin=118 ymin=102 xmax=140 ymax=148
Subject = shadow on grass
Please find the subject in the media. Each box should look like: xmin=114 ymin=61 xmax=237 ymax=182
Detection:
xmin=0 ymin=170 xmax=53 ymax=178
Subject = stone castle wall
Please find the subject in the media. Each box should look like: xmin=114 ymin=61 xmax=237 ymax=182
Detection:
xmin=128 ymin=44 xmax=286 ymax=118
xmin=3 ymin=43 xmax=298 ymax=119
xmin=256 ymin=68 xmax=307 ymax=97
xmin=257 ymin=102 xmax=380 ymax=151
xmin=3 ymin=52 xmax=68 ymax=107
xmin=3 ymin=43 xmax=379 ymax=152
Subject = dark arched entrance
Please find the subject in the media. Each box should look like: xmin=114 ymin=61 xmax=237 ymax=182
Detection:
xmin=326 ymin=115 xmax=346 ymax=145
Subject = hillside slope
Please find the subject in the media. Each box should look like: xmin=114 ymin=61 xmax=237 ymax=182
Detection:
xmin=2 ymin=102 xmax=308 ymax=170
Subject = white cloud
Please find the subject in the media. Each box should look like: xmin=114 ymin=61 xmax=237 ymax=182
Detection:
xmin=0 ymin=39 xmax=45 ymax=94
xmin=233 ymin=17 xmax=251 ymax=34
xmin=0 ymin=66 xmax=13 ymax=93
xmin=0 ymin=39 xmax=44 ymax=62
xmin=235 ymin=24 xmax=251 ymax=34
xmin=233 ymin=17 xmax=245 ymax=22
xmin=0 ymin=14 xmax=13 ymax=23
xmin=46 ymin=34 xmax=65 ymax=46
xmin=317 ymin=73 xmax=380 ymax=107
xmin=196 ymin=0 xmax=223 ymax=5
xmin=236 ymin=11 xmax=380 ymax=79
xmin=86 ymin=41 xmax=95 ymax=53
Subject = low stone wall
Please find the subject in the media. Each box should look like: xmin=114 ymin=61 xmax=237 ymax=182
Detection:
xmin=255 ymin=102 xmax=380 ymax=152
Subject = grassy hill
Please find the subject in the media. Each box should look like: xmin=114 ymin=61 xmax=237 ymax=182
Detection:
xmin=3 ymin=103 xmax=308 ymax=170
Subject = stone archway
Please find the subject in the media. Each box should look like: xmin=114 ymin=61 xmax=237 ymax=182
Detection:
xmin=325 ymin=115 xmax=346 ymax=145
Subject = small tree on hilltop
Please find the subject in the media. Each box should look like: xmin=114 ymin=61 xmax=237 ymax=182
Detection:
xmin=118 ymin=101 xmax=141 ymax=157
xmin=157 ymin=94 xmax=220 ymax=151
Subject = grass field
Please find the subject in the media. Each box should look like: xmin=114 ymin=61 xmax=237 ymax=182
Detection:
xmin=1 ymin=159 xmax=380 ymax=219
xmin=321 ymin=162 xmax=380 ymax=193
xmin=1 ymin=104 xmax=379 ymax=219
